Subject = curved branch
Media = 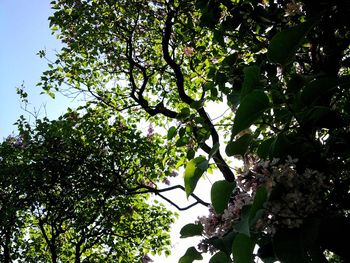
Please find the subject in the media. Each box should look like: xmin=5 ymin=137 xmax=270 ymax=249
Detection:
xmin=162 ymin=6 xmax=235 ymax=182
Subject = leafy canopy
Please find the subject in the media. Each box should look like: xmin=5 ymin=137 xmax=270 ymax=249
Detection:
xmin=33 ymin=0 xmax=350 ymax=262
xmin=0 ymin=107 xmax=177 ymax=262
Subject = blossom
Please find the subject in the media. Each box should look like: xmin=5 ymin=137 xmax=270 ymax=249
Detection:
xmin=285 ymin=1 xmax=303 ymax=17
xmin=162 ymin=177 xmax=171 ymax=185
xmin=147 ymin=124 xmax=154 ymax=138
xmin=199 ymin=156 xmax=327 ymax=242
xmin=169 ymin=170 xmax=178 ymax=177
xmin=183 ymin=46 xmax=194 ymax=57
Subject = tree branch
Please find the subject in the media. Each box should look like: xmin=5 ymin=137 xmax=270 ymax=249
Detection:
xmin=124 ymin=184 xmax=210 ymax=210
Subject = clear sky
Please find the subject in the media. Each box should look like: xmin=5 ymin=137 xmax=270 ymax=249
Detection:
xmin=0 ymin=1 xmax=213 ymax=262
xmin=0 ymin=0 xmax=75 ymax=139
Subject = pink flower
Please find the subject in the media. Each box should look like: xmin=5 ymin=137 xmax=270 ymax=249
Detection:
xmin=147 ymin=124 xmax=154 ymax=138
xmin=169 ymin=170 xmax=178 ymax=177
xmin=162 ymin=177 xmax=171 ymax=185
xmin=183 ymin=46 xmax=194 ymax=57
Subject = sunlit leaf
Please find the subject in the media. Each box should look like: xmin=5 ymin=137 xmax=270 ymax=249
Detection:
xmin=167 ymin=126 xmax=177 ymax=140
xmin=184 ymin=156 xmax=208 ymax=197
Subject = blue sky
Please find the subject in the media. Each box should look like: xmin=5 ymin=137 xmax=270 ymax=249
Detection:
xmin=0 ymin=0 xmax=74 ymax=139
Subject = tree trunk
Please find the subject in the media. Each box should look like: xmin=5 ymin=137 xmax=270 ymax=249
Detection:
xmin=3 ymin=229 xmax=12 ymax=263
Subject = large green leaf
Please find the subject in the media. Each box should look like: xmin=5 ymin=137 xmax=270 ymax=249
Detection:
xmin=209 ymin=251 xmax=231 ymax=263
xmin=211 ymin=180 xmax=236 ymax=214
xmin=235 ymin=205 xmax=251 ymax=236
xmin=268 ymin=20 xmax=315 ymax=65
xmin=268 ymin=133 xmax=293 ymax=159
xmin=180 ymin=223 xmax=204 ymax=238
xmin=231 ymin=90 xmax=269 ymax=137
xmin=300 ymin=77 xmax=337 ymax=105
xmin=167 ymin=126 xmax=177 ymax=140
xmin=179 ymin=247 xmax=203 ymax=263
xmin=208 ymin=231 xmax=237 ymax=256
xmin=184 ymin=156 xmax=208 ymax=197
xmin=257 ymin=138 xmax=274 ymax=159
xmin=240 ymin=65 xmax=261 ymax=99
xmin=235 ymin=187 xmax=268 ymax=237
xmin=300 ymin=106 xmax=343 ymax=129
xmin=232 ymin=233 xmax=255 ymax=263
xmin=226 ymin=134 xmax=252 ymax=157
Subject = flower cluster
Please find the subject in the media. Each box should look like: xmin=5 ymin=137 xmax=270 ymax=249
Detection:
xmin=197 ymin=190 xmax=253 ymax=239
xmin=183 ymin=46 xmax=195 ymax=57
xmin=5 ymin=135 xmax=25 ymax=149
xmin=196 ymin=190 xmax=254 ymax=253
xmin=284 ymin=1 xmax=304 ymax=17
xmin=147 ymin=124 xmax=154 ymax=138
xmin=196 ymin=156 xmax=327 ymax=253
xmin=238 ymin=157 xmax=326 ymax=231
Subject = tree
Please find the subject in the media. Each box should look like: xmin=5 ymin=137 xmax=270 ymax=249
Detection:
xmin=39 ymin=0 xmax=350 ymax=262
xmin=0 ymin=107 xmax=181 ymax=262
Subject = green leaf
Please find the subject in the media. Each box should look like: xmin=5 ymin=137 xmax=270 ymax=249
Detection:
xmin=249 ymin=186 xmax=268 ymax=224
xmin=300 ymin=77 xmax=337 ymax=105
xmin=167 ymin=126 xmax=177 ymax=140
xmin=197 ymin=158 xmax=209 ymax=172
xmin=176 ymin=136 xmax=189 ymax=147
xmin=269 ymin=133 xmax=292 ymax=159
xmin=231 ymin=90 xmax=269 ymax=137
xmin=301 ymin=106 xmax=343 ymax=128
xmin=179 ymin=247 xmax=203 ymax=263
xmin=227 ymin=92 xmax=240 ymax=109
xmin=178 ymin=107 xmax=191 ymax=119
xmin=190 ymin=100 xmax=205 ymax=109
xmin=257 ymin=138 xmax=274 ymax=159
xmin=209 ymin=251 xmax=231 ymax=263
xmin=232 ymin=233 xmax=255 ymax=263
xmin=268 ymin=20 xmax=316 ymax=65
xmin=180 ymin=223 xmax=204 ymax=238
xmin=240 ymin=65 xmax=261 ymax=99
xmin=207 ymin=231 xmax=237 ymax=256
xmin=184 ymin=156 xmax=208 ymax=197
xmin=211 ymin=180 xmax=236 ymax=214
xmin=234 ymin=205 xmax=251 ymax=236
xmin=221 ymin=53 xmax=238 ymax=66
xmin=226 ymin=134 xmax=252 ymax=157
xmin=187 ymin=148 xmax=196 ymax=160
